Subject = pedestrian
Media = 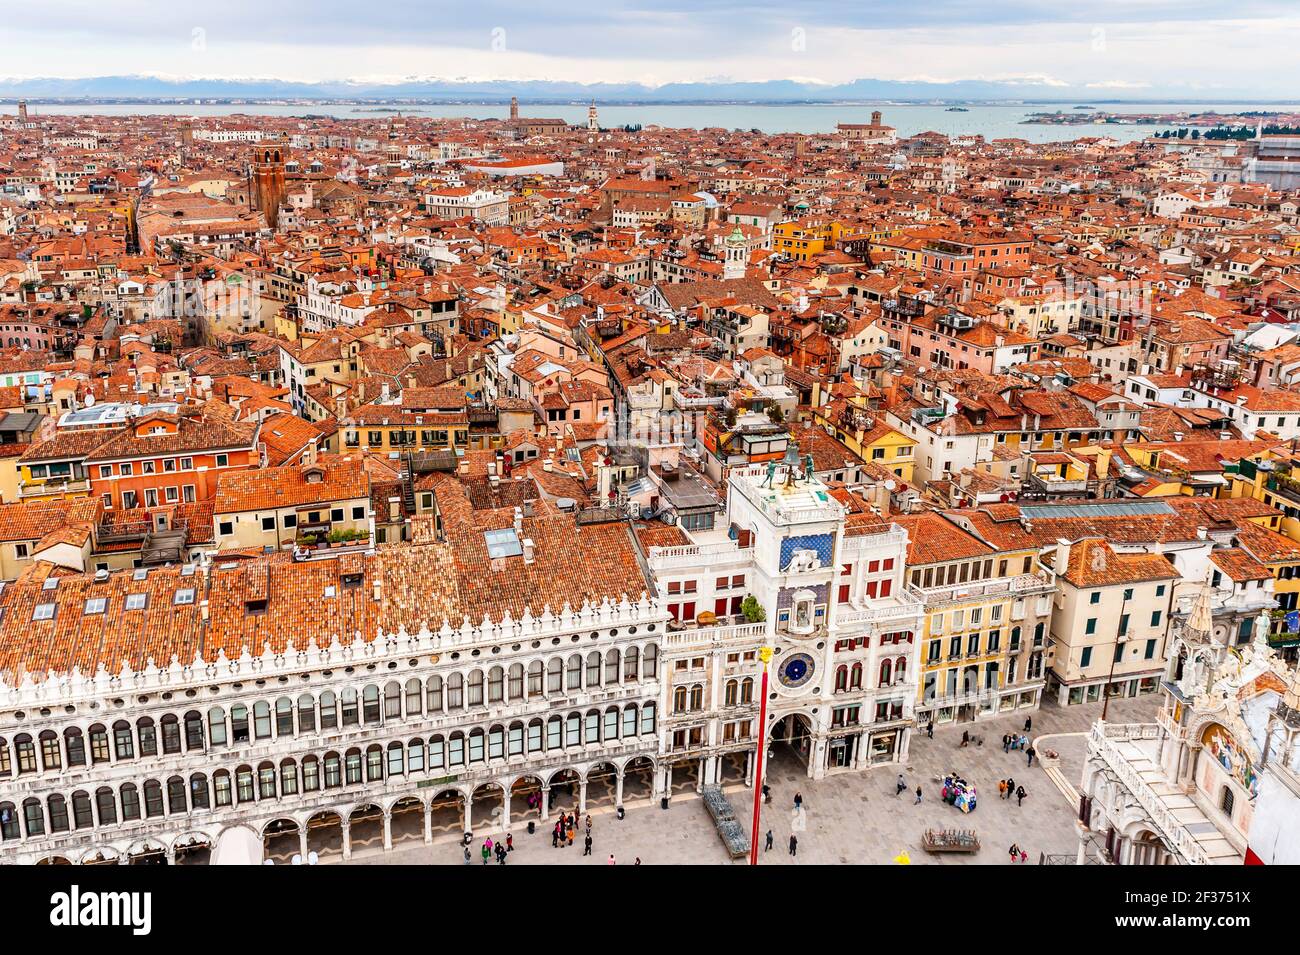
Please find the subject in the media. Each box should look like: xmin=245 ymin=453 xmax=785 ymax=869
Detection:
xmin=1020 ymin=848 xmax=1028 ymax=864
xmin=585 ymin=814 xmax=592 ymax=834
xmin=895 ymin=773 xmax=906 ymax=796
xmin=789 ymin=834 xmax=798 ymax=857
xmin=485 ymin=836 xmax=493 ymax=853
xmin=1027 ymin=745 xmax=1036 ymax=767
xmin=1008 ymin=843 xmax=1019 ymax=863
xmin=497 ymin=844 xmax=506 ymax=865
xmin=567 ymin=828 xmax=574 ymax=847
xmin=608 ymin=854 xmax=616 ymax=865
xmin=1006 ymin=776 xmax=1015 ymax=799
xmin=915 ymin=786 xmax=923 ymax=804
xmin=1016 ymin=785 xmax=1026 ymax=807
xmin=506 ymin=833 xmax=513 ymax=853
xmin=927 ymin=721 xmax=934 ymax=739
xmin=481 ymin=843 xmax=489 ymax=865
xmin=1024 ymin=716 xmax=1032 ymax=733
xmin=765 ymin=829 xmax=773 ymax=852
xmin=634 ymin=857 xmax=641 ymax=866
xmin=584 ymin=834 xmax=592 ymax=857
xmin=552 ymin=824 xmax=559 ymax=848
xmin=998 ymin=779 xmax=1007 ymax=799
xmin=463 ymin=845 xmax=471 ymax=865
xmin=794 ymin=791 xmax=803 ymax=810
xmin=762 ymin=783 xmax=772 ymax=804
xmin=1002 ymin=733 xmax=1011 ymax=752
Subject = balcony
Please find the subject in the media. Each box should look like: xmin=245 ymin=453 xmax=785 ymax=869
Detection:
xmin=647 ymin=538 xmax=753 ymax=573
xmin=19 ymin=478 xmax=91 ymax=499
xmin=834 ymin=593 xmax=925 ymax=627
xmin=907 ymin=572 xmax=1055 ymax=608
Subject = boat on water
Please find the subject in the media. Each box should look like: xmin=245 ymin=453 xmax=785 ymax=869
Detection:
xmin=945 ymin=107 xmax=969 ymax=112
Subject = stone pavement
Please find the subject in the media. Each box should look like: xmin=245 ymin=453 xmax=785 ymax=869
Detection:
xmin=352 ymin=693 xmax=1159 ymax=866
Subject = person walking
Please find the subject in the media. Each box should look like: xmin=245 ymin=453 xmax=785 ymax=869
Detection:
xmin=1027 ymin=745 xmax=1036 ymax=768
xmin=1002 ymin=733 xmax=1011 ymax=753
xmin=607 ymin=854 xmax=616 ymax=865
xmin=762 ymin=783 xmax=772 ymax=804
xmin=794 ymin=791 xmax=803 ymax=810
xmin=481 ymin=843 xmax=490 ymax=865
xmin=765 ymin=829 xmax=774 ymax=852
xmin=583 ymin=834 xmax=592 ymax=857
xmin=998 ymin=779 xmax=1007 ymax=800
xmin=1016 ymin=785 xmax=1027 ymax=807
xmin=914 ymin=786 xmax=923 ymax=804
xmin=552 ymin=823 xmax=560 ymax=848
xmin=634 ymin=857 xmax=641 ymax=866
xmin=926 ymin=721 xmax=934 ymax=739
xmin=1006 ymin=776 xmax=1015 ymax=800
xmin=1024 ymin=716 xmax=1032 ymax=733
xmin=895 ymin=773 xmax=907 ymax=796
xmin=1008 ymin=843 xmax=1020 ymax=863
xmin=463 ymin=845 xmax=471 ymax=865
xmin=567 ymin=827 xmax=575 ymax=847
xmin=788 ymin=834 xmax=798 ymax=857
xmin=585 ymin=814 xmax=592 ymax=835
xmin=961 ymin=730 xmax=969 ymax=748
xmin=506 ymin=833 xmax=513 ymax=853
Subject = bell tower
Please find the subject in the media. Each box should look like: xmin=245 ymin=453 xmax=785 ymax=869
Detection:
xmin=588 ymin=99 xmax=599 ymax=131
xmin=17 ymin=100 xmax=28 ymax=124
xmin=510 ymin=96 xmax=519 ymax=122
xmin=250 ymin=147 xmax=287 ymax=229
xmin=724 ymin=226 xmax=747 ymax=281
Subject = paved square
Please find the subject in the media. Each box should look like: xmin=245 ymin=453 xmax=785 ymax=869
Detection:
xmin=354 ymin=693 xmax=1159 ymax=866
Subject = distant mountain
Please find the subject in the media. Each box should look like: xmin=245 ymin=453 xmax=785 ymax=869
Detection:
xmin=0 ymin=74 xmax=1274 ymax=103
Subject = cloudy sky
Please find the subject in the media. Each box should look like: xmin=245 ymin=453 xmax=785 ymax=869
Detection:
xmin=1 ymin=0 xmax=1297 ymax=95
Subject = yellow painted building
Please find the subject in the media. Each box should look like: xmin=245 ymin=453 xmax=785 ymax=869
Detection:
xmin=773 ymin=219 xmax=846 ymax=262
xmin=894 ymin=511 xmax=1056 ymax=725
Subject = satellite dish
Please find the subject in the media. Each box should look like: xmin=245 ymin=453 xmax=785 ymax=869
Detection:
xmin=85 ymin=393 xmax=95 ymax=407
xmin=884 ymin=479 xmax=897 ymax=492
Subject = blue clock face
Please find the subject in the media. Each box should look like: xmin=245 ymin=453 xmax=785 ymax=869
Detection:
xmin=779 ymin=652 xmax=815 ymax=689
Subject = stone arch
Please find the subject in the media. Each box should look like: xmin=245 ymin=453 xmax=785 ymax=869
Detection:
xmin=262 ymin=817 xmax=301 ymax=863
xmin=126 ymin=836 xmax=169 ymax=865
xmin=388 ymin=795 xmax=425 ymax=849
xmin=470 ymin=782 xmax=505 ymax=831
xmin=171 ymin=830 xmax=213 ymax=866
xmin=78 ymin=846 xmax=121 ymax=865
xmin=305 ymin=810 xmax=344 ymax=860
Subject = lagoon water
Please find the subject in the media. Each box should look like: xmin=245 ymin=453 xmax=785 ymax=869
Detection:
xmin=2 ymin=101 xmax=1297 ymax=143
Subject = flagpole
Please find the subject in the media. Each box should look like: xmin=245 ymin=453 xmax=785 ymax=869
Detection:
xmin=749 ymin=646 xmax=773 ymax=865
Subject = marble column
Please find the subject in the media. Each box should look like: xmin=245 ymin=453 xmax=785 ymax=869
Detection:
xmin=341 ymin=821 xmax=352 ymax=861
xmin=382 ymin=812 xmax=392 ymax=851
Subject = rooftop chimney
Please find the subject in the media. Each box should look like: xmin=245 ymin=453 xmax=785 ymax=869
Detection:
xmin=523 ymin=538 xmax=535 ymax=564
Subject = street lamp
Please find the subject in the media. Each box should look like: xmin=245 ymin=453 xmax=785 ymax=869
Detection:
xmin=749 ymin=646 xmax=774 ymax=865
xmin=1100 ymin=593 xmax=1130 ymax=723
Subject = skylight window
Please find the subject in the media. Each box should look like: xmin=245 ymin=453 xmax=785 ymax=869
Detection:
xmin=84 ymin=598 xmax=107 ymax=615
xmin=484 ymin=527 xmax=523 ymax=559
xmin=174 ymin=588 xmax=196 ymax=606
xmin=32 ymin=602 xmax=55 ymax=621
xmin=42 ymin=577 xmax=59 ymax=591
xmin=125 ymin=593 xmax=148 ymax=611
